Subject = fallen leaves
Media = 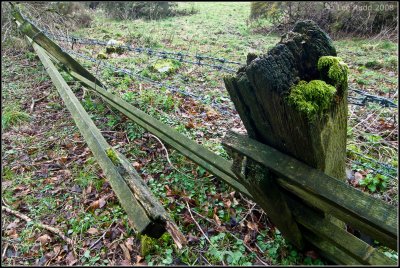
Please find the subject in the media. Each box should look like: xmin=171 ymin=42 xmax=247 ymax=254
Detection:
xmin=65 ymin=251 xmax=78 ymax=266
xmin=247 ymin=221 xmax=259 ymax=232
xmin=36 ymin=234 xmax=52 ymax=245
xmin=86 ymin=198 xmax=106 ymax=212
xmin=119 ymin=243 xmax=131 ymax=261
xmin=87 ymin=228 xmax=99 ymax=235
xmin=213 ymin=207 xmax=222 ymax=226
xmin=86 ymin=192 xmax=114 ymax=212
xmin=352 ymin=172 xmax=364 ymax=186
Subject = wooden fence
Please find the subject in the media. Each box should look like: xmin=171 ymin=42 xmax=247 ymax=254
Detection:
xmin=11 ymin=5 xmax=397 ymax=265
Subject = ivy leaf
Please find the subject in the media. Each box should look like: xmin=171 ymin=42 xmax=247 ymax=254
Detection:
xmin=367 ymin=184 xmax=376 ymax=192
xmin=83 ymin=250 xmax=91 ymax=258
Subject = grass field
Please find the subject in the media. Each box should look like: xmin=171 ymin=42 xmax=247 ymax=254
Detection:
xmin=2 ymin=2 xmax=398 ymax=265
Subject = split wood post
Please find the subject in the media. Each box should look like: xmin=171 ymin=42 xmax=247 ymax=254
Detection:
xmin=223 ymin=20 xmax=349 ymax=247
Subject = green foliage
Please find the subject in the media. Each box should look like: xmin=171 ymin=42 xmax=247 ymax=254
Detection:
xmin=1 ymin=166 xmax=15 ymax=180
xmin=365 ymin=60 xmax=383 ymax=70
xmin=97 ymin=52 xmax=108 ymax=59
xmin=205 ymin=233 xmax=252 ymax=265
xmin=359 ymin=174 xmax=389 ymax=193
xmin=75 ymin=170 xmax=100 ymax=189
xmin=384 ymin=56 xmax=398 ymax=70
xmin=81 ymin=250 xmax=101 ymax=265
xmin=126 ymin=122 xmax=145 ymax=141
xmin=101 ymin=2 xmax=178 ymax=20
xmin=317 ymin=56 xmax=349 ymax=86
xmin=249 ymin=2 xmax=398 ymax=38
xmin=287 ymin=80 xmax=336 ymax=119
xmin=68 ymin=213 xmax=97 ymax=235
xmin=106 ymin=114 xmax=120 ymax=128
xmin=82 ymin=96 xmax=106 ymax=113
xmin=2 ymin=105 xmax=30 ymax=130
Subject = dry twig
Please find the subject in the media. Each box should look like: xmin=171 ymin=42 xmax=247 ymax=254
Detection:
xmin=2 ymin=205 xmax=73 ymax=245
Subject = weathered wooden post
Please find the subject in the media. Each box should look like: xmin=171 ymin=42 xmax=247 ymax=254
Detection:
xmin=223 ymin=20 xmax=349 ymax=247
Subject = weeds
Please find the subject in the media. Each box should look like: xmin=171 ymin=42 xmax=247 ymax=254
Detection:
xmin=1 ymin=105 xmax=30 ymax=130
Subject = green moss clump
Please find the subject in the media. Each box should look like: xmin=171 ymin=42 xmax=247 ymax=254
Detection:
xmin=317 ymin=56 xmax=348 ymax=86
xmin=140 ymin=235 xmax=157 ymax=256
xmin=97 ymin=52 xmax=108 ymax=59
xmin=105 ymin=46 xmax=125 ymax=54
xmin=105 ymin=40 xmax=125 ymax=54
xmin=106 ymin=148 xmax=119 ymax=165
xmin=288 ymin=80 xmax=336 ymax=119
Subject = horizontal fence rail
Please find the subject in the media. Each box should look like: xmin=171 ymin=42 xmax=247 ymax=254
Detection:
xmin=222 ymin=131 xmax=397 ymax=250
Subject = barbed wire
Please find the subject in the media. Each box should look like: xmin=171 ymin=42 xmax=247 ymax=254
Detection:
xmin=348 ymin=149 xmax=397 ymax=171
xmin=23 ymin=13 xmax=398 ymax=110
xmin=64 ymin=49 xmax=236 ymax=116
xmin=348 ymin=88 xmax=397 ymax=108
xmin=349 ymin=160 xmax=397 ymax=180
xmin=43 ymin=31 xmax=240 ymax=73
xmin=21 ymin=13 xmax=397 ymax=180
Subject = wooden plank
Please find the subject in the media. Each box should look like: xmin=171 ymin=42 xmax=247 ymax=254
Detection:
xmin=277 ymin=178 xmax=397 ymax=250
xmin=31 ymin=39 xmax=176 ymax=239
xmin=285 ymin=195 xmax=396 ymax=265
xmin=11 ymin=5 xmax=104 ymax=89
xmin=67 ymin=71 xmax=253 ymax=199
xmin=302 ymin=231 xmax=362 ymax=265
xmin=222 ymin=131 xmax=397 ymax=250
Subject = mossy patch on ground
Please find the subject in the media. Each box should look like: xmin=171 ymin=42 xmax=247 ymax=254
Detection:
xmin=97 ymin=52 xmax=108 ymax=59
xmin=150 ymin=59 xmax=181 ymax=74
xmin=105 ymin=40 xmax=125 ymax=54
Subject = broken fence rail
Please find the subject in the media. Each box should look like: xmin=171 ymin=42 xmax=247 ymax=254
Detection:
xmin=24 ymin=27 xmax=186 ymax=248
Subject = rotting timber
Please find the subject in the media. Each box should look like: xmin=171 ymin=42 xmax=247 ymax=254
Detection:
xmin=223 ymin=20 xmax=397 ymax=264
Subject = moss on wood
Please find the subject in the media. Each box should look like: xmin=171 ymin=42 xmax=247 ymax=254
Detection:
xmin=317 ymin=56 xmax=348 ymax=87
xmin=287 ymin=80 xmax=336 ymax=119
